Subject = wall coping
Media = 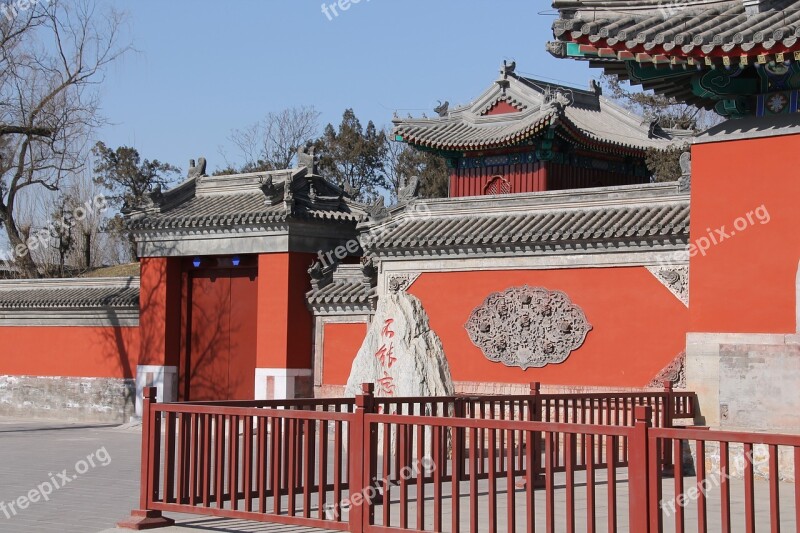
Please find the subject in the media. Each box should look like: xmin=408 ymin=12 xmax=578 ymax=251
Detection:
xmin=0 ymin=276 xmax=139 ymax=327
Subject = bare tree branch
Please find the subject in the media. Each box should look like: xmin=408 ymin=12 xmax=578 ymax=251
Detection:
xmin=0 ymin=0 xmax=130 ymax=277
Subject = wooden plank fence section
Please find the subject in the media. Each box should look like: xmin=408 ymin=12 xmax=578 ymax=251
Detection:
xmin=120 ymin=384 xmax=800 ymax=533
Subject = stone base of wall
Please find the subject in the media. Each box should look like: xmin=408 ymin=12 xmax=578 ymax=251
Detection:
xmin=0 ymin=375 xmax=135 ymax=423
xmin=687 ymin=333 xmax=800 ymax=432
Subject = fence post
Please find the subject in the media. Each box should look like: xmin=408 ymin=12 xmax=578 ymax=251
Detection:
xmin=530 ymin=383 xmax=542 ymax=486
xmin=629 ymin=405 xmax=652 ymax=532
xmin=349 ymin=383 xmax=375 ymax=533
xmin=662 ymin=381 xmax=674 ymax=429
xmin=662 ymin=382 xmax=675 ymax=473
xmin=117 ymin=387 xmax=175 ymax=530
xmin=453 ymin=396 xmax=466 ymax=481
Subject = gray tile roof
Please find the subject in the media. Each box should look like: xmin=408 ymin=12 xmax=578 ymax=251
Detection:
xmin=549 ymin=1 xmax=800 ymax=108
xmin=694 ymin=111 xmax=800 ymax=143
xmin=307 ymin=280 xmax=375 ymax=306
xmin=552 ymin=1 xmax=800 ymax=55
xmin=306 ymin=264 xmax=376 ymax=309
xmin=393 ymin=72 xmax=684 ymax=153
xmin=361 ymin=183 xmax=689 ymax=255
xmin=127 ymin=168 xmax=367 ymax=231
xmin=0 ymin=278 xmax=139 ymax=309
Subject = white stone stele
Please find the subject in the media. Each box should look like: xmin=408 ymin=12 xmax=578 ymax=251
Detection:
xmin=345 ymin=291 xmax=454 ymax=399
xmin=135 ymin=365 xmax=177 ymax=416
xmin=255 ymin=368 xmax=313 ymax=400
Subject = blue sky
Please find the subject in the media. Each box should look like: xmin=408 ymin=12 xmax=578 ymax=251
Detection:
xmin=95 ymin=0 xmax=596 ymax=172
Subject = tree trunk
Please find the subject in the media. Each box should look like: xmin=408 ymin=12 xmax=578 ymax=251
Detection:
xmin=3 ymin=222 xmax=39 ymax=278
xmin=83 ymin=230 xmax=92 ymax=270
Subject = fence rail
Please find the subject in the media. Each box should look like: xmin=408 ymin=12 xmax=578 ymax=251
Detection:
xmin=119 ymin=383 xmax=798 ymax=532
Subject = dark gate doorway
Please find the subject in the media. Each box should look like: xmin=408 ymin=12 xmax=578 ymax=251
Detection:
xmin=180 ymin=256 xmax=258 ymax=401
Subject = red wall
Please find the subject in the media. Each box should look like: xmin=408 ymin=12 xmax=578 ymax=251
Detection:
xmin=451 ymin=161 xmax=645 ymax=198
xmin=322 ymin=322 xmax=368 ymax=385
xmin=0 ymin=326 xmax=140 ymax=378
xmin=139 ymin=257 xmax=182 ymax=367
xmin=407 ymin=268 xmax=688 ymax=387
xmin=547 ymin=162 xmax=644 ymax=190
xmin=690 ymin=134 xmax=800 ymax=334
xmin=258 ymin=252 xmax=316 ymax=370
xmin=451 ymin=162 xmax=547 ymax=197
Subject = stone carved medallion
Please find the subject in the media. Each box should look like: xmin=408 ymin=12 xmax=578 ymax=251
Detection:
xmin=465 ymin=286 xmax=592 ymax=370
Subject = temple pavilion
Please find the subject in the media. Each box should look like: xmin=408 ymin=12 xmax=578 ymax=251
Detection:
xmin=393 ymin=63 xmax=688 ymax=197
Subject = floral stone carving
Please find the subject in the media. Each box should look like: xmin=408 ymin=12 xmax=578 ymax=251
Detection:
xmin=465 ymin=286 xmax=592 ymax=370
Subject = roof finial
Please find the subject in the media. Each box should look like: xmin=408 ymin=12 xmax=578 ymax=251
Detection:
xmin=434 ymin=100 xmax=449 ymax=117
xmin=188 ymin=157 xmax=207 ymax=179
xmin=501 ymin=60 xmax=516 ymax=78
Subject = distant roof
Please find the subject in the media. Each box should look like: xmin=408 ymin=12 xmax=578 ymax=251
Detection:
xmin=393 ymin=65 xmax=687 ymax=154
xmin=126 ymin=167 xmax=367 ymax=232
xmin=361 ymin=182 xmax=690 ymax=257
xmin=549 ymin=0 xmax=800 ymax=109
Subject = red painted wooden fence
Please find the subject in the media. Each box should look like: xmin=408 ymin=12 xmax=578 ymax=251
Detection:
xmin=120 ymin=384 xmax=799 ymax=532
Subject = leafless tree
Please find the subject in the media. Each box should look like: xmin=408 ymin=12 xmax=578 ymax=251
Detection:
xmin=0 ymin=0 xmax=130 ymax=277
xmin=382 ymin=128 xmax=449 ymax=201
xmin=225 ymin=106 xmax=321 ymax=172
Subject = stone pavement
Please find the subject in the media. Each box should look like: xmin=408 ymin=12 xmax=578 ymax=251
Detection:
xmin=0 ymin=417 xmax=334 ymax=533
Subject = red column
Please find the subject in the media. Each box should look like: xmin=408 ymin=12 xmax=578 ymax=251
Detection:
xmin=139 ymin=257 xmax=181 ymax=367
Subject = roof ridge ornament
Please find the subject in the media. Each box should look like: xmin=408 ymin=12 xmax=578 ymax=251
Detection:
xmin=501 ymin=60 xmax=516 ymax=78
xmin=397 ymin=175 xmax=420 ymax=205
xmin=364 ymin=196 xmax=389 ymax=221
xmin=297 ymin=141 xmax=319 ymax=174
xmin=360 ymin=256 xmax=378 ymax=289
xmin=433 ymin=100 xmax=449 ymax=117
xmin=308 ymin=259 xmax=334 ymax=291
xmin=187 ymin=157 xmax=207 ymax=180
xmin=544 ymin=87 xmax=573 ymax=110
xmin=496 ymin=60 xmax=516 ymax=93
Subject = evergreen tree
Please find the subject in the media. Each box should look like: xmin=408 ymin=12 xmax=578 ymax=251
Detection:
xmin=91 ymin=142 xmax=180 ymax=258
xmin=317 ymin=109 xmax=388 ymax=201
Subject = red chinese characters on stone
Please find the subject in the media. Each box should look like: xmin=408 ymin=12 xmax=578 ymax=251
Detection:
xmin=377 ymin=372 xmax=397 ymax=397
xmin=374 ymin=343 xmax=397 ymax=369
xmin=374 ymin=318 xmax=398 ymax=396
xmin=381 ymin=319 xmax=395 ymax=338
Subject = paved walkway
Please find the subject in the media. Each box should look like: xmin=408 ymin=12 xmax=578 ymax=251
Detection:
xmin=0 ymin=417 xmax=333 ymax=533
xmin=1 ymin=417 xmax=797 ymax=532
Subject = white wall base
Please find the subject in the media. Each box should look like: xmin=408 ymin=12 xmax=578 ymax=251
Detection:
xmin=686 ymin=332 xmax=800 ymax=430
xmin=135 ymin=365 xmax=178 ymax=416
xmin=255 ymin=368 xmax=313 ymax=400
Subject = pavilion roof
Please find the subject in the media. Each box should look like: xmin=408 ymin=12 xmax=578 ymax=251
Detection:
xmin=393 ymin=67 xmax=686 ymax=155
xmin=548 ymin=1 xmax=800 ymax=109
